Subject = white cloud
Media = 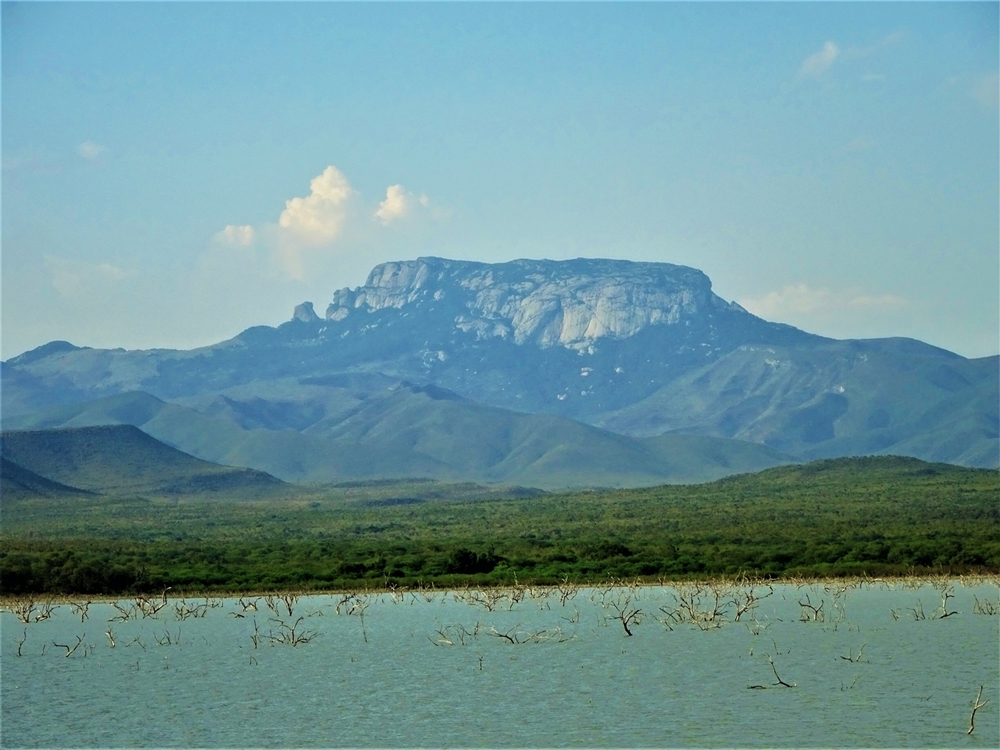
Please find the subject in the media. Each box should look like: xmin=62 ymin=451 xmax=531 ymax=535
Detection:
xmin=77 ymin=141 xmax=105 ymax=160
xmin=45 ymin=257 xmax=136 ymax=298
xmin=208 ymin=166 xmax=442 ymax=282
xmin=214 ymin=224 xmax=255 ymax=247
xmin=375 ymin=184 xmax=414 ymax=225
xmin=278 ymin=165 xmax=355 ymax=243
xmin=741 ymin=284 xmax=906 ymax=320
xmin=798 ymin=42 xmax=840 ymax=79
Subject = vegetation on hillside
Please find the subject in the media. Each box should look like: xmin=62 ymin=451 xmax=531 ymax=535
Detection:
xmin=1 ymin=456 xmax=997 ymax=595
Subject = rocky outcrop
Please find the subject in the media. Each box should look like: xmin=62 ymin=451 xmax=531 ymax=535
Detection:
xmin=292 ymin=301 xmax=320 ymax=324
xmin=324 ymin=257 xmax=746 ymax=351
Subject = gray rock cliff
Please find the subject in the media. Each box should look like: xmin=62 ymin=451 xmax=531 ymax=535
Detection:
xmin=325 ymin=257 xmax=746 ymax=352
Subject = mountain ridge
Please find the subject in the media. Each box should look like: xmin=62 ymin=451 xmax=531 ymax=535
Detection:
xmin=2 ymin=256 xmax=996 ymax=474
xmin=2 ymin=389 xmax=797 ymax=488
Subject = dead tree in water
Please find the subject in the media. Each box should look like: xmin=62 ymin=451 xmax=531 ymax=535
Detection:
xmin=429 ymin=622 xmax=479 ymax=646
xmin=52 ymin=635 xmax=86 ymax=658
xmin=748 ymin=654 xmax=796 ymax=689
xmin=70 ymin=601 xmax=91 ymax=622
xmin=608 ymin=594 xmax=643 ymax=636
xmin=11 ymin=598 xmax=59 ymax=623
xmin=268 ymin=616 xmax=317 ymax=646
xmin=731 ymin=577 xmax=773 ymax=622
xmin=798 ymin=594 xmax=825 ymax=623
xmin=109 ymin=601 xmax=137 ymax=622
xmin=659 ymin=584 xmax=728 ymax=630
xmin=174 ymin=600 xmax=209 ymax=620
xmin=932 ymin=586 xmax=958 ymax=619
xmin=973 ymin=595 xmax=999 ymax=615
xmin=968 ymin=685 xmax=990 ymax=735
xmin=485 ymin=624 xmax=570 ymax=644
xmin=134 ymin=589 xmax=169 ymax=618
xmin=265 ymin=593 xmax=299 ymax=618
xmin=555 ymin=576 xmax=581 ymax=606
xmin=11 ymin=598 xmax=37 ymax=623
xmin=839 ymin=643 xmax=868 ymax=663
xmin=592 ymin=582 xmax=644 ymax=636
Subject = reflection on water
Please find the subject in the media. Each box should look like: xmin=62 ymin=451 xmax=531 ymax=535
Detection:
xmin=2 ymin=580 xmax=998 ymax=748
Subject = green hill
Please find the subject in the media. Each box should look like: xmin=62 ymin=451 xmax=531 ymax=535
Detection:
xmin=3 ymin=387 xmax=796 ymax=489
xmin=0 ymin=424 xmax=287 ymax=498
xmin=0 ymin=457 xmax=93 ymax=500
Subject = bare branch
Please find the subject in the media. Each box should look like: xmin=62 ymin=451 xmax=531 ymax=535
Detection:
xmin=52 ymin=635 xmax=86 ymax=658
xmin=968 ymin=685 xmax=991 ymax=735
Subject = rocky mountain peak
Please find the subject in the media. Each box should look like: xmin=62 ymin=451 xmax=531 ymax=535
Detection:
xmin=325 ymin=257 xmax=744 ymax=351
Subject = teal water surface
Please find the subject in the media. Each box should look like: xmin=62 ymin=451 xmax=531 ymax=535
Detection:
xmin=2 ymin=580 xmax=998 ymax=748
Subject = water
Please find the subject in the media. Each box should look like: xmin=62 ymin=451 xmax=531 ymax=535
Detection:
xmin=2 ymin=581 xmax=998 ymax=748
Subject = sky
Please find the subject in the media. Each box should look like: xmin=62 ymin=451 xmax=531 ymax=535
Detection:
xmin=2 ymin=2 xmax=998 ymax=360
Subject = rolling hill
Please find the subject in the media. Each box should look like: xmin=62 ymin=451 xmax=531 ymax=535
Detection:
xmin=2 ymin=388 xmax=796 ymax=489
xmin=0 ymin=424 xmax=287 ymax=498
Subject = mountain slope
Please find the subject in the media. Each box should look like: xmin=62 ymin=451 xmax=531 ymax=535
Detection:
xmin=1 ymin=457 xmax=93 ymax=500
xmin=0 ymin=425 xmax=287 ymax=497
xmin=2 ymin=389 xmax=796 ymax=489
xmin=597 ymin=340 xmax=999 ymax=467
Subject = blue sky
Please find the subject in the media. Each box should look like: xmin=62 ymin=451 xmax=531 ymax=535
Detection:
xmin=2 ymin=2 xmax=997 ymax=359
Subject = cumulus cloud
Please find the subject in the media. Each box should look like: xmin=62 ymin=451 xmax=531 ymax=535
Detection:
xmin=375 ymin=184 xmax=413 ymax=224
xmin=208 ymin=166 xmax=443 ymax=282
xmin=77 ymin=141 xmax=105 ymax=160
xmin=798 ymin=42 xmax=840 ymax=79
xmin=740 ymin=284 xmax=906 ymax=320
xmin=278 ymin=165 xmax=355 ymax=244
xmin=214 ymin=224 xmax=255 ymax=247
xmin=45 ymin=256 xmax=135 ymax=298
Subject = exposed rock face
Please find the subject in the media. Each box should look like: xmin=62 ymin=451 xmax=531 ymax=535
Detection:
xmin=292 ymin=301 xmax=320 ymax=324
xmin=325 ymin=257 xmax=745 ymax=351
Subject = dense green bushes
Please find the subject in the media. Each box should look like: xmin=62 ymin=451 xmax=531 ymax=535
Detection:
xmin=2 ymin=457 xmax=997 ymax=594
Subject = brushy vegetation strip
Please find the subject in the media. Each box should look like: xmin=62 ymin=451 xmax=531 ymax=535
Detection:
xmin=2 ymin=457 xmax=997 ymax=594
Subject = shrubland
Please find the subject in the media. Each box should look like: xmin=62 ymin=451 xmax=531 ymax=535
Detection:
xmin=2 ymin=456 xmax=997 ymax=595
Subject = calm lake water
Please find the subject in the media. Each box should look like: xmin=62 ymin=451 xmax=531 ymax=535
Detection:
xmin=2 ymin=580 xmax=998 ymax=748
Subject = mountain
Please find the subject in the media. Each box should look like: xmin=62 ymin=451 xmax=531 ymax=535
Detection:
xmin=2 ymin=389 xmax=795 ymax=489
xmin=597 ymin=338 xmax=1000 ymax=463
xmin=0 ymin=425 xmax=287 ymax=497
xmin=2 ymin=256 xmax=996 ymax=474
xmin=0 ymin=456 xmax=93 ymax=500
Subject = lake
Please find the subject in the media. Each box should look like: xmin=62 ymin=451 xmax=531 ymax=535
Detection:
xmin=2 ymin=579 xmax=997 ymax=748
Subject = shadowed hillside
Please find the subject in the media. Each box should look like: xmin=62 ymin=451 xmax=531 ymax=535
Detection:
xmin=0 ymin=425 xmax=287 ymax=498
xmin=2 ymin=389 xmax=796 ymax=489
xmin=1 ymin=456 xmax=93 ymax=500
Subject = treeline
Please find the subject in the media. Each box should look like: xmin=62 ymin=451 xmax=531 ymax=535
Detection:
xmin=2 ymin=532 xmax=996 ymax=595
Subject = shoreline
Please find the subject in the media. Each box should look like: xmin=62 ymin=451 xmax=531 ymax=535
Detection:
xmin=3 ymin=571 xmax=998 ymax=605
